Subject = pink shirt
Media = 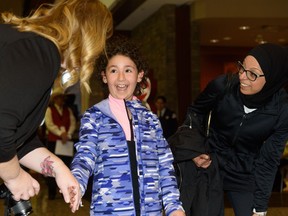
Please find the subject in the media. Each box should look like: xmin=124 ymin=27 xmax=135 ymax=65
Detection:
xmin=109 ymin=95 xmax=135 ymax=140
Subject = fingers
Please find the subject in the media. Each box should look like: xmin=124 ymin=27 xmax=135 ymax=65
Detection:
xmin=199 ymin=154 xmax=210 ymax=160
xmin=32 ymin=179 xmax=41 ymax=195
xmin=193 ymin=154 xmax=212 ymax=168
xmin=8 ymin=171 xmax=40 ymax=201
xmin=53 ymin=165 xmax=81 ymax=212
xmin=69 ymin=186 xmax=82 ymax=213
xmin=60 ymin=185 xmax=81 ymax=213
xmin=195 ymin=160 xmax=211 ymax=168
xmin=12 ymin=186 xmax=39 ymax=201
xmin=12 ymin=194 xmax=22 ymax=201
xmin=201 ymin=160 xmax=212 ymax=168
xmin=60 ymin=187 xmax=70 ymax=203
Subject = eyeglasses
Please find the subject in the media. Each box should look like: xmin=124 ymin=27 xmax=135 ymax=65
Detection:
xmin=237 ymin=61 xmax=265 ymax=82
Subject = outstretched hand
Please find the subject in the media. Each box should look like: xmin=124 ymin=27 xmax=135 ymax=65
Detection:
xmin=68 ymin=185 xmax=83 ymax=212
xmin=54 ymin=164 xmax=81 ymax=213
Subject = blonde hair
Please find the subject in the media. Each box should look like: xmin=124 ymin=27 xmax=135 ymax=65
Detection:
xmin=1 ymin=0 xmax=113 ymax=92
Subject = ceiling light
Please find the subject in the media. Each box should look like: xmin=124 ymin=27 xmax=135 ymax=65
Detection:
xmin=210 ymin=39 xmax=219 ymax=43
xmin=239 ymin=26 xmax=250 ymax=30
xmin=259 ymin=40 xmax=267 ymax=44
xmin=223 ymin=37 xmax=231 ymax=41
xmin=255 ymin=34 xmax=267 ymax=44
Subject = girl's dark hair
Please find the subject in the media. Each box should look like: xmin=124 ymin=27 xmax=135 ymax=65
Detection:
xmin=95 ymin=35 xmax=149 ymax=96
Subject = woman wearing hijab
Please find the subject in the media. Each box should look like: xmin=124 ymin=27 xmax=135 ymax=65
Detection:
xmin=185 ymin=43 xmax=288 ymax=216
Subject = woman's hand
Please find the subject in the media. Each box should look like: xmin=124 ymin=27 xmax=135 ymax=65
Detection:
xmin=5 ymin=168 xmax=40 ymax=201
xmin=68 ymin=185 xmax=83 ymax=212
xmin=193 ymin=154 xmax=211 ymax=168
xmin=0 ymin=155 xmax=40 ymax=201
xmin=54 ymin=162 xmax=81 ymax=213
xmin=170 ymin=209 xmax=186 ymax=216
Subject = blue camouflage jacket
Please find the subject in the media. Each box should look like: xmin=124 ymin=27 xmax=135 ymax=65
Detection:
xmin=71 ymin=98 xmax=183 ymax=215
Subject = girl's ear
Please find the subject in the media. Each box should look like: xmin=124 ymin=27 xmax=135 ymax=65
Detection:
xmin=101 ymin=71 xmax=107 ymax=83
xmin=137 ymin=70 xmax=144 ymax=82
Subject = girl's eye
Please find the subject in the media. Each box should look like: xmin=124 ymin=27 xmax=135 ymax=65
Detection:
xmin=110 ymin=69 xmax=117 ymax=73
xmin=125 ymin=68 xmax=133 ymax=73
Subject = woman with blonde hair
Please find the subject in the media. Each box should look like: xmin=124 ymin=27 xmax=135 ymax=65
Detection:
xmin=0 ymin=0 xmax=113 ymax=213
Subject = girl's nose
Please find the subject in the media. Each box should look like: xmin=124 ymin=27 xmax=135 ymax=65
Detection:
xmin=117 ymin=71 xmax=125 ymax=80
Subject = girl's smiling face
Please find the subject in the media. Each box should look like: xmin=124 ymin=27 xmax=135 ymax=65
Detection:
xmin=102 ymin=54 xmax=144 ymax=100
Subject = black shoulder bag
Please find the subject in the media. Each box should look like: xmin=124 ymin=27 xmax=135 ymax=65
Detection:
xmin=168 ymin=111 xmax=211 ymax=162
xmin=167 ymin=111 xmax=223 ymax=216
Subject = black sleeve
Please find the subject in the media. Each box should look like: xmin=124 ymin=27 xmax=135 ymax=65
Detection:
xmin=186 ymin=74 xmax=231 ymax=127
xmin=189 ymin=75 xmax=228 ymax=113
xmin=17 ymin=133 xmax=45 ymax=160
xmin=0 ymin=35 xmax=60 ymax=162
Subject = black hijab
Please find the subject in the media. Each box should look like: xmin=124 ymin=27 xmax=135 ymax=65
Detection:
xmin=240 ymin=43 xmax=288 ymax=108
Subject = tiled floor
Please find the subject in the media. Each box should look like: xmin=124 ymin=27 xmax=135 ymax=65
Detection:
xmin=0 ymin=173 xmax=90 ymax=216
xmin=225 ymin=192 xmax=288 ymax=216
xmin=0 ymin=173 xmax=288 ymax=215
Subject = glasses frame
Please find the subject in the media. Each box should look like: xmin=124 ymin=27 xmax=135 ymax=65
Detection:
xmin=237 ymin=61 xmax=265 ymax=82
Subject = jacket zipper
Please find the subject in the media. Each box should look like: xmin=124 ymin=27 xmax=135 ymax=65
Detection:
xmin=232 ymin=114 xmax=246 ymax=146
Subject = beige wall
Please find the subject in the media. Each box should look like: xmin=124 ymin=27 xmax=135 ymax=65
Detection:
xmin=131 ymin=5 xmax=178 ymax=114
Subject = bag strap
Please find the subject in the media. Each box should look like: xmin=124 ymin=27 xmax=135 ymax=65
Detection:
xmin=184 ymin=112 xmax=210 ymax=136
xmin=206 ymin=111 xmax=212 ymax=137
xmin=187 ymin=114 xmax=192 ymax=129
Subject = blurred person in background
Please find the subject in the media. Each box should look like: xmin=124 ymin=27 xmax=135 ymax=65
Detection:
xmin=45 ymin=89 xmax=76 ymax=200
xmin=155 ymin=96 xmax=178 ymax=139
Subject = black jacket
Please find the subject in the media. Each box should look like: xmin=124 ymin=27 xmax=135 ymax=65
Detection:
xmin=0 ymin=24 xmax=60 ymax=162
xmin=174 ymin=154 xmax=223 ymax=216
xmin=188 ymin=74 xmax=288 ymax=211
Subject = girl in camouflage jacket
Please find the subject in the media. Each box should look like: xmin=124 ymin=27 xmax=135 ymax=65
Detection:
xmin=71 ymin=36 xmax=185 ymax=216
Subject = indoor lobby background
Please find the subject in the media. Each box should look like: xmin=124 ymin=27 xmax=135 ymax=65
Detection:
xmin=1 ymin=0 xmax=288 ymax=122
xmin=1 ymin=0 xmax=288 ymax=215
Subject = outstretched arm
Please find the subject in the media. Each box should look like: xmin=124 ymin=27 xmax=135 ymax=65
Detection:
xmin=19 ymin=147 xmax=81 ymax=213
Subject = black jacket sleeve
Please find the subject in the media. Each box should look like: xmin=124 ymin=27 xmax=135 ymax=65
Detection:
xmin=0 ymin=30 xmax=60 ymax=162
